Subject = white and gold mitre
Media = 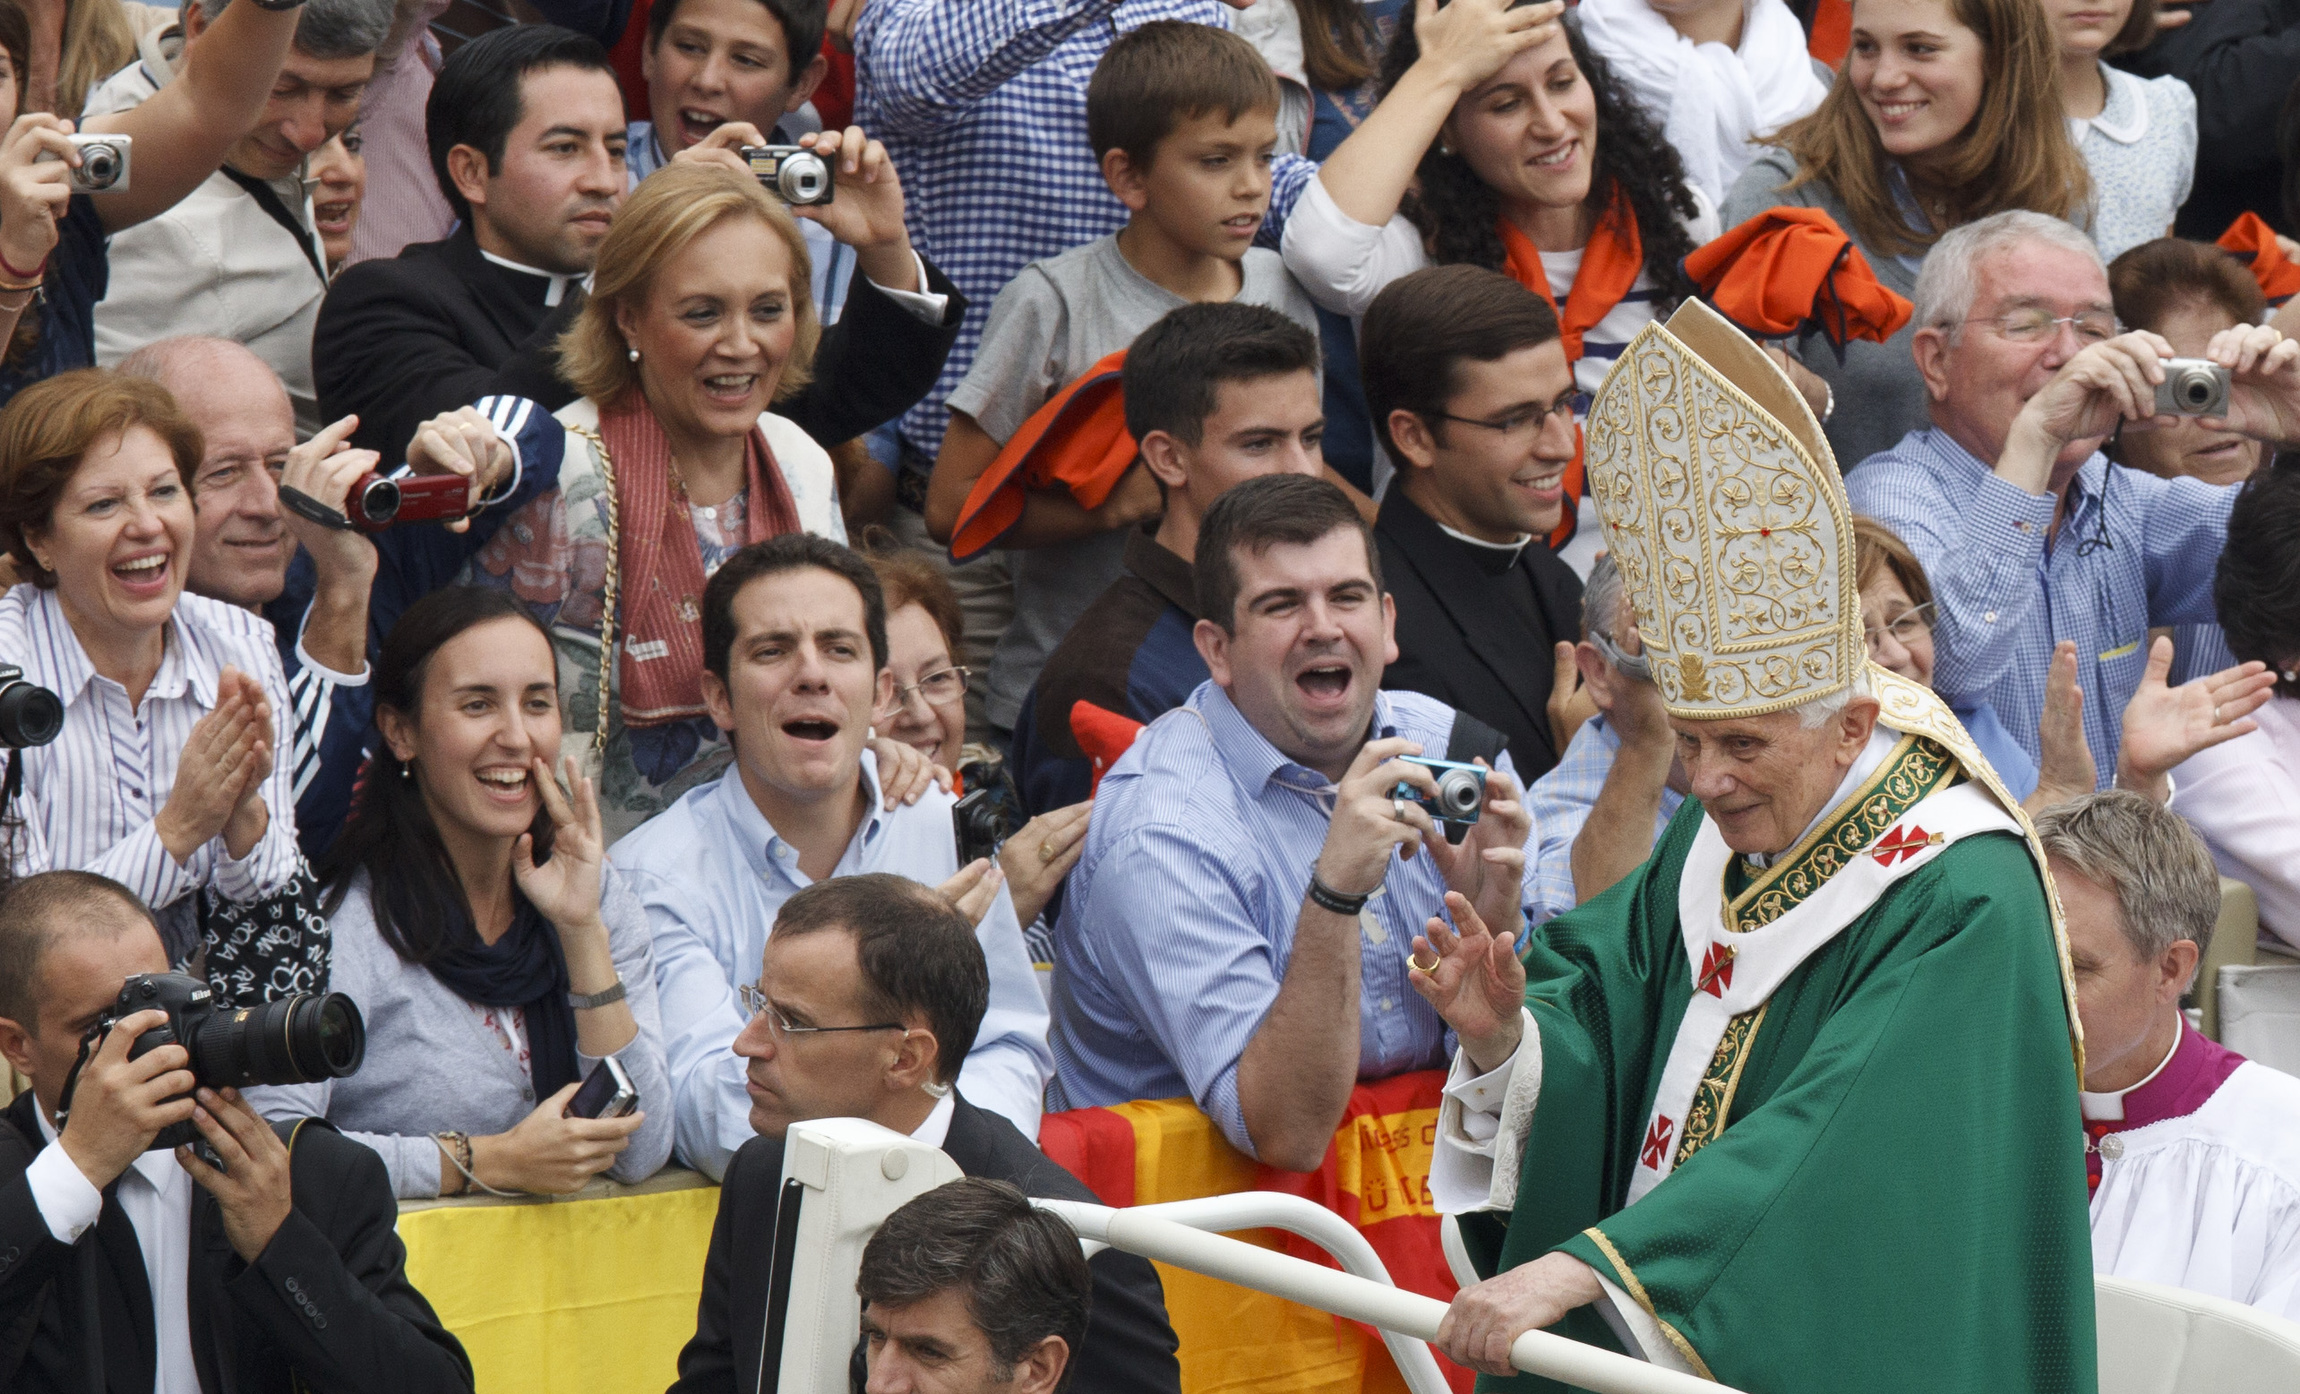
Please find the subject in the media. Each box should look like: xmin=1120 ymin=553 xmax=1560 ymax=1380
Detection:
xmin=1584 ymin=299 xmax=1865 ymax=721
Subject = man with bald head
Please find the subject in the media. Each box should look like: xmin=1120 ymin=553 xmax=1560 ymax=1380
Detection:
xmin=118 ymin=337 xmax=531 ymax=855
xmin=0 ymin=871 xmax=471 ymax=1392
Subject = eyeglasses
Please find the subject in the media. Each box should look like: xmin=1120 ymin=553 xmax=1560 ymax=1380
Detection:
xmin=1430 ymin=390 xmax=1581 ymax=440
xmin=891 ymin=664 xmax=970 ymax=712
xmin=1863 ymin=602 xmax=1936 ymax=654
xmin=737 ymin=983 xmax=904 ymax=1041
xmin=1586 ymin=626 xmax=1652 ymax=681
xmin=1959 ymin=309 xmax=2120 ymax=345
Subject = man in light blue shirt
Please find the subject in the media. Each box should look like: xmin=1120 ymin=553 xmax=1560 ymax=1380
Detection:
xmin=1845 ymin=211 xmax=2300 ymax=779
xmin=1049 ymin=476 xmax=1541 ymax=1171
xmin=611 ymin=536 xmax=1051 ymax=1181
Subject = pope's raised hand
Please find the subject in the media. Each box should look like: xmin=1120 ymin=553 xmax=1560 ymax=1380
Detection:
xmin=1409 ymin=890 xmax=1525 ymax=1073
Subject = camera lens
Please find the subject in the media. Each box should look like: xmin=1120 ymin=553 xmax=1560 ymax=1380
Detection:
xmin=80 ymin=145 xmax=118 ymax=187
xmin=354 ymin=475 xmax=401 ymax=526
xmin=1434 ymin=768 xmax=1484 ymax=819
xmin=2177 ymin=370 xmax=2216 ymax=410
xmin=189 ymin=991 xmax=365 ymax=1088
xmin=0 ymin=677 xmax=63 ymax=748
xmin=779 ymin=153 xmax=829 ymax=202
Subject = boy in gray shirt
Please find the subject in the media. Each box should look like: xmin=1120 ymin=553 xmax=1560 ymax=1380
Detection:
xmin=923 ymin=20 xmax=1321 ymax=735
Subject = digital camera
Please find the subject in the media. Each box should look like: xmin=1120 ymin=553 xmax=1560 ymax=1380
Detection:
xmin=953 ymin=788 xmax=1011 ymax=867
xmin=37 ymin=133 xmax=130 ymax=193
xmin=742 ymin=145 xmax=834 ymax=206
xmin=0 ymin=663 xmax=62 ymax=749
xmin=345 ymin=471 xmax=474 ymax=532
xmin=1395 ymin=756 xmax=1486 ymax=845
xmin=65 ymin=972 xmax=366 ymax=1151
xmin=2155 ymin=358 xmax=2231 ymax=417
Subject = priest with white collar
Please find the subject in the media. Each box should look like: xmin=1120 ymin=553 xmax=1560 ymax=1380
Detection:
xmin=1405 ymin=301 xmax=2096 ymax=1392
xmin=2039 ymin=789 xmax=2300 ymax=1321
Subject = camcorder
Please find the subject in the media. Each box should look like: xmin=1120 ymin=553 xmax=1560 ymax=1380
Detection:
xmin=0 ymin=663 xmax=63 ymax=749
xmin=2155 ymin=358 xmax=2232 ymax=417
xmin=281 ymin=471 xmax=474 ymax=533
xmin=57 ymin=972 xmax=366 ymax=1153
xmin=1395 ymin=755 xmax=1487 ymax=845
xmin=743 ymin=145 xmax=834 ymax=206
xmin=36 ymin=133 xmax=129 ymax=193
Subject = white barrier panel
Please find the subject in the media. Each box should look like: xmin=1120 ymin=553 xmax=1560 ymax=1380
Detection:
xmin=1036 ymin=1198 xmax=1739 ymax=1394
xmin=776 ymin=1119 xmax=966 ymax=1394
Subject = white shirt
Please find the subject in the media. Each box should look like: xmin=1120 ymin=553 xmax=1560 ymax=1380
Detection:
xmin=0 ymin=586 xmax=300 ymax=955
xmin=24 ymin=1106 xmax=201 ymax=1394
xmin=2171 ymin=698 xmax=2300 ymax=952
xmin=913 ymin=1091 xmax=957 ymax=1149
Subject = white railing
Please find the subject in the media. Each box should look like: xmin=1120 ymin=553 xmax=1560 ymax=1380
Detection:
xmin=1037 ymin=1196 xmax=1741 ymax=1394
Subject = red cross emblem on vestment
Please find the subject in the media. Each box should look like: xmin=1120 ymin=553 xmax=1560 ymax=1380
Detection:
xmin=1640 ymin=1115 xmax=1675 ymax=1171
xmin=1697 ymin=942 xmax=1735 ymax=997
xmin=1870 ymin=823 xmax=1944 ymax=866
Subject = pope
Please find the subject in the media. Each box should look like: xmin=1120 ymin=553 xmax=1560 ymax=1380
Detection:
xmin=1409 ymin=302 xmax=2096 ymax=1392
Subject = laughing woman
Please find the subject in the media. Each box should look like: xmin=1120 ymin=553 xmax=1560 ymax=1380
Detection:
xmin=461 ymin=164 xmax=852 ymax=838
xmin=1281 ymin=0 xmax=1717 ymax=555
xmin=253 ymin=586 xmax=673 ymax=1199
xmin=1722 ymin=0 xmax=2090 ymax=467
xmin=0 ymin=370 xmax=300 ymax=956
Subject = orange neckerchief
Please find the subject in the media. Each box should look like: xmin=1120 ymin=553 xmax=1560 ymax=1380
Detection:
xmin=1496 ymin=195 xmax=1646 ymax=363
xmin=1494 ymin=197 xmax=1644 ymax=549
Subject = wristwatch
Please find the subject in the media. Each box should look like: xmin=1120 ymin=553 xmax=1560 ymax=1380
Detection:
xmin=569 ymin=979 xmax=627 ymax=1009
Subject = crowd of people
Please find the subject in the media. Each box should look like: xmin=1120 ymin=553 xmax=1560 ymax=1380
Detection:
xmin=0 ymin=0 xmax=2296 ymax=1388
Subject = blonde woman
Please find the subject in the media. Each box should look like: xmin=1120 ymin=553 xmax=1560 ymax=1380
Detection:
xmin=458 ymin=163 xmax=935 ymax=837
xmin=1722 ymin=0 xmax=2092 ymax=467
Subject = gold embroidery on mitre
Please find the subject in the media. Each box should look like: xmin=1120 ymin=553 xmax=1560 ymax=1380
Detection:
xmin=1676 ymin=1001 xmax=1770 ymax=1167
xmin=1585 ymin=299 xmax=1865 ymax=720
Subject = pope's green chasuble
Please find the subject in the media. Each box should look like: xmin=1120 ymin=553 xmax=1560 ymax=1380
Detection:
xmin=1457 ymin=730 xmax=2095 ymax=1393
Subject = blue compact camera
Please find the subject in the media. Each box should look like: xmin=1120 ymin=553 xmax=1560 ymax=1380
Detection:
xmin=1395 ymin=756 xmax=1487 ymax=844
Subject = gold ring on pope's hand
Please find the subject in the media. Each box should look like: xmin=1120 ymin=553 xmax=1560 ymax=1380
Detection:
xmin=1038 ymin=841 xmax=1057 ymax=865
xmin=1409 ymin=951 xmax=1441 ymax=974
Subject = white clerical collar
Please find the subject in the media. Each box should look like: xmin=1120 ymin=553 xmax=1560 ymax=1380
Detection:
xmin=2078 ymin=1029 xmax=2182 ymax=1122
xmin=910 ymin=1089 xmax=957 ymax=1148
xmin=1436 ymin=520 xmax=1532 ymax=566
xmin=1743 ymin=724 xmax=1899 ymax=870
xmin=476 ymin=247 xmax=588 ymax=308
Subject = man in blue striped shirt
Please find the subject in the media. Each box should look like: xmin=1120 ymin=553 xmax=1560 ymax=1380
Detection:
xmin=1048 ymin=476 xmax=1541 ymax=1170
xmin=1846 ymin=211 xmax=2300 ymax=779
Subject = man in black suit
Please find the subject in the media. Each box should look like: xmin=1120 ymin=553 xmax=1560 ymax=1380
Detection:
xmin=669 ymin=874 xmax=1179 ymax=1394
xmin=312 ymin=24 xmax=964 ymax=474
xmin=0 ymin=872 xmax=471 ymax=1394
xmin=1361 ymin=265 xmax=1585 ymax=782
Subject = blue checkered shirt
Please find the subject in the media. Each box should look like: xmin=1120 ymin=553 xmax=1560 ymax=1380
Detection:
xmin=1524 ymin=714 xmax=1685 ymax=925
xmin=1047 ymin=683 xmax=1540 ymax=1157
xmin=1845 ymin=429 xmax=2236 ymax=779
xmin=855 ymin=0 xmax=1317 ymax=463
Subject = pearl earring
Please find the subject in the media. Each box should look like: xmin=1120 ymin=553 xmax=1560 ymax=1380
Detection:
xmin=627 ymin=346 xmax=640 ymax=363
xmin=400 ymin=760 xmax=415 ymax=783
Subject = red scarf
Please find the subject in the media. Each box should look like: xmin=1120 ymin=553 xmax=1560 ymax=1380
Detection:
xmin=1495 ymin=195 xmax=1645 ymax=550
xmin=600 ymin=395 xmax=802 ymax=727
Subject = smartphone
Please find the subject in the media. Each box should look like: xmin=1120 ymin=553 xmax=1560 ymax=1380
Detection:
xmin=566 ymin=1056 xmax=638 ymax=1119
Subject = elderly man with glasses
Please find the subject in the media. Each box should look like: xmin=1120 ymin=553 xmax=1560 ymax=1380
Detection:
xmin=1847 ymin=210 xmax=2300 ymax=787
xmin=609 ymin=535 xmax=1051 ymax=1182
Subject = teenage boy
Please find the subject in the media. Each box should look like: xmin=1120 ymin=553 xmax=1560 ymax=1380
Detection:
xmin=923 ymin=21 xmax=1319 ymax=739
xmin=1008 ymin=301 xmax=1326 ymax=817
xmin=1361 ymin=266 xmax=1585 ymax=781
xmin=609 ymin=536 xmax=1052 ymax=1181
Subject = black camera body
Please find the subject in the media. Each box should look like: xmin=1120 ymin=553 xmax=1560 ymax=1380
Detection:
xmin=953 ymin=788 xmax=1010 ymax=867
xmin=0 ymin=663 xmax=63 ymax=749
xmin=72 ymin=972 xmax=367 ymax=1151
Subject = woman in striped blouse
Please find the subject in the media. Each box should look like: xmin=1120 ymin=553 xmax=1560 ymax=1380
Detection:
xmin=0 ymin=370 xmax=301 ymax=966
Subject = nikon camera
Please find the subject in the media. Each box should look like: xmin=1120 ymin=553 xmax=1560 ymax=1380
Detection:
xmin=63 ymin=973 xmax=366 ymax=1151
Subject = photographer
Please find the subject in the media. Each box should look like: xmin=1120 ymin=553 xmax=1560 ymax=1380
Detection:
xmin=0 ymin=0 xmax=313 ymax=410
xmin=1846 ymin=211 xmax=2300 ymax=783
xmin=0 ymin=870 xmax=472 ymax=1393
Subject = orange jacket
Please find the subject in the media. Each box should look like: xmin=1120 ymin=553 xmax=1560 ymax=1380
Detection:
xmin=2218 ymin=212 xmax=2300 ymax=307
xmin=1684 ymin=208 xmax=1913 ymax=352
xmin=949 ymin=350 xmax=1134 ymax=559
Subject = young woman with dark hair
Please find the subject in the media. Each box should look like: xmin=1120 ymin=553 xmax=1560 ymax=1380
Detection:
xmin=1722 ymin=0 xmax=2092 ymax=467
xmin=1281 ymin=0 xmax=1719 ymax=564
xmin=252 ymin=585 xmax=673 ymax=1199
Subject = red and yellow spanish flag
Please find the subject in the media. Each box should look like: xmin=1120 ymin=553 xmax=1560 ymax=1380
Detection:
xmin=1041 ymin=1071 xmax=1474 ymax=1394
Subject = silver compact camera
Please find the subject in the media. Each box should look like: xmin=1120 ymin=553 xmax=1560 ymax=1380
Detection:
xmin=742 ymin=145 xmax=833 ymax=206
xmin=2155 ymin=357 xmax=2231 ymax=417
xmin=36 ymin=133 xmax=130 ymax=193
